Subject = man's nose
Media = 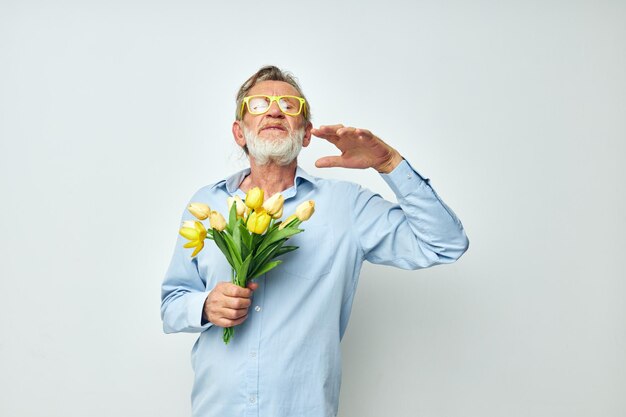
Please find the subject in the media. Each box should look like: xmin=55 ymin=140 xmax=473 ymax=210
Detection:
xmin=266 ymin=100 xmax=284 ymax=117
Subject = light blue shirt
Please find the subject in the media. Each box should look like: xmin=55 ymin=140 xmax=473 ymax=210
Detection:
xmin=161 ymin=159 xmax=469 ymax=417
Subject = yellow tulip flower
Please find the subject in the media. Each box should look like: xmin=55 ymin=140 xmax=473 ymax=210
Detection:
xmin=295 ymin=200 xmax=315 ymax=221
xmin=179 ymin=220 xmax=207 ymax=257
xmin=245 ymin=187 xmax=264 ymax=210
xmin=262 ymin=193 xmax=284 ymax=217
xmin=247 ymin=209 xmax=271 ymax=234
xmin=187 ymin=202 xmax=211 ymax=220
xmin=209 ymin=210 xmax=227 ymax=232
xmin=181 ymin=220 xmax=196 ymax=230
xmin=271 ymin=206 xmax=283 ymax=220
xmin=227 ymin=195 xmax=246 ymax=218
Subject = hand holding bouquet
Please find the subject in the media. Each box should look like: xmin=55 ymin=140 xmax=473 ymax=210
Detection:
xmin=178 ymin=187 xmax=315 ymax=344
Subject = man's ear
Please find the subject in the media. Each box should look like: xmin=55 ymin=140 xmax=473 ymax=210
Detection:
xmin=302 ymin=121 xmax=313 ymax=148
xmin=232 ymin=121 xmax=246 ymax=147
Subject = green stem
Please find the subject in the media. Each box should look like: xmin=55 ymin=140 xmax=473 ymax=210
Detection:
xmin=223 ymin=327 xmax=233 ymax=344
xmin=223 ymin=268 xmax=238 ymax=344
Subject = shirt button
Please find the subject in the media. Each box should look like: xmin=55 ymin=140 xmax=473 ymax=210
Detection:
xmin=255 ymin=306 xmax=261 ymax=312
xmin=250 ymin=352 xmax=256 ymax=358
xmin=249 ymin=395 xmax=256 ymax=404
xmin=407 ymin=174 xmax=412 ymax=179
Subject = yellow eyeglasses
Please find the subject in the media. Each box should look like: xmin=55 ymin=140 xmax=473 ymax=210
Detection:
xmin=240 ymin=95 xmax=307 ymax=118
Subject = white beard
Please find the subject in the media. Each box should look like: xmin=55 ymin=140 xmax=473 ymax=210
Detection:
xmin=243 ymin=125 xmax=304 ymax=166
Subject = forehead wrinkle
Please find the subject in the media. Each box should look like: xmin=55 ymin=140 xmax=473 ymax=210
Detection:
xmin=248 ymin=80 xmax=300 ymax=97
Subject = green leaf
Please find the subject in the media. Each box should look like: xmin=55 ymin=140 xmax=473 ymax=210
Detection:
xmin=232 ymin=219 xmax=242 ymax=256
xmin=222 ymin=231 xmax=242 ymax=269
xmin=250 ymin=260 xmax=282 ymax=280
xmin=227 ymin=201 xmax=237 ymax=233
xmin=257 ymin=227 xmax=303 ymax=254
xmin=212 ymin=230 xmax=235 ymax=269
xmin=239 ymin=222 xmax=252 ymax=250
xmin=239 ymin=238 xmax=250 ymax=262
xmin=251 ymin=233 xmax=262 ymax=249
xmin=236 ymin=253 xmax=253 ymax=287
xmin=249 ymin=241 xmax=284 ymax=278
xmin=274 ymin=245 xmax=299 ymax=257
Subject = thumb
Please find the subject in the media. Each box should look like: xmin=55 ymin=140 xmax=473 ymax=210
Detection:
xmin=247 ymin=282 xmax=259 ymax=291
xmin=315 ymin=156 xmax=343 ymax=168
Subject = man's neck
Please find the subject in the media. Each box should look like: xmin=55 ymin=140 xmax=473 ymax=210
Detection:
xmin=239 ymin=159 xmax=298 ymax=197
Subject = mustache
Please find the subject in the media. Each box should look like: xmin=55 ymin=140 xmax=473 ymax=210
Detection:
xmin=259 ymin=122 xmax=289 ymax=131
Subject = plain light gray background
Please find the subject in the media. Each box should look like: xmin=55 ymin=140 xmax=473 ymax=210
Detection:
xmin=1 ymin=1 xmax=624 ymax=416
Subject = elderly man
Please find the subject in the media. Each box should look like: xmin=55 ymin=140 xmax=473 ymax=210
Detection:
xmin=161 ymin=65 xmax=468 ymax=417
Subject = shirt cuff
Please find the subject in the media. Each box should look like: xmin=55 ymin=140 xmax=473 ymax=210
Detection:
xmin=188 ymin=290 xmax=213 ymax=330
xmin=380 ymin=159 xmax=430 ymax=197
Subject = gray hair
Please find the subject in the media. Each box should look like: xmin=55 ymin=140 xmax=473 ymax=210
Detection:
xmin=235 ymin=65 xmax=311 ymax=123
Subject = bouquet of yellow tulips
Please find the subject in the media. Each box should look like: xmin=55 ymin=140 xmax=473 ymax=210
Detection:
xmin=178 ymin=187 xmax=315 ymax=344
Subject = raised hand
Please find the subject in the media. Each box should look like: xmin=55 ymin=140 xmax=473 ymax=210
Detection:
xmin=311 ymin=124 xmax=403 ymax=174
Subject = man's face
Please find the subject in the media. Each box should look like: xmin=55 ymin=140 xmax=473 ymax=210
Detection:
xmin=233 ymin=80 xmax=312 ymax=153
xmin=243 ymin=80 xmax=307 ymax=136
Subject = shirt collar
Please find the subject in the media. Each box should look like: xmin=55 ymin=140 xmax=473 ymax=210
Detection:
xmin=211 ymin=165 xmax=316 ymax=195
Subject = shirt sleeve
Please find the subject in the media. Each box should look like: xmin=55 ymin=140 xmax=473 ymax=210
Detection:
xmin=351 ymin=159 xmax=469 ymax=269
xmin=160 ymin=206 xmax=214 ymax=334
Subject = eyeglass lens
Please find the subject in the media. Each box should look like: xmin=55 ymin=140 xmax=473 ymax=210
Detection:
xmin=248 ymin=96 xmax=301 ymax=115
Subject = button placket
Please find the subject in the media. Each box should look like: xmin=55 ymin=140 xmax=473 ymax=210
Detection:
xmin=245 ymin=277 xmax=264 ymax=416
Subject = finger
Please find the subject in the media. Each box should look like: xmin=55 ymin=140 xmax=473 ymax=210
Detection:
xmin=312 ymin=130 xmax=340 ymax=142
xmin=222 ymin=296 xmax=252 ymax=309
xmin=247 ymin=282 xmax=259 ymax=291
xmin=311 ymin=125 xmax=344 ymax=141
xmin=336 ymin=127 xmax=357 ymax=137
xmin=354 ymin=128 xmax=374 ymax=139
xmin=219 ymin=314 xmax=249 ymax=328
xmin=315 ymin=156 xmax=344 ymax=168
xmin=218 ymin=307 xmax=249 ymax=320
xmin=222 ymin=283 xmax=253 ymax=298
xmin=313 ymin=124 xmax=344 ymax=134
xmin=229 ymin=315 xmax=249 ymax=326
